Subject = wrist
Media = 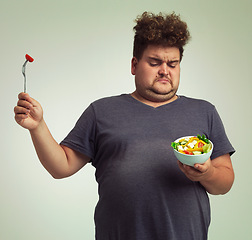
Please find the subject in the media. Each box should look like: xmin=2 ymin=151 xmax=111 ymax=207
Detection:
xmin=201 ymin=165 xmax=215 ymax=183
xmin=29 ymin=118 xmax=46 ymax=135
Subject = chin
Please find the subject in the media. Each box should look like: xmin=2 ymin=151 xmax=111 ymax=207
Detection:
xmin=153 ymin=88 xmax=177 ymax=98
xmin=145 ymin=90 xmax=177 ymax=103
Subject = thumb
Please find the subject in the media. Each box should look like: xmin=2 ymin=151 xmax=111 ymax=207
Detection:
xmin=194 ymin=163 xmax=208 ymax=173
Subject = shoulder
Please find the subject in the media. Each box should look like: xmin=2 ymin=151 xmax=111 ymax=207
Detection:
xmin=178 ymin=95 xmax=215 ymax=110
xmin=89 ymin=94 xmax=132 ymax=116
xmin=91 ymin=94 xmax=131 ymax=109
xmin=179 ymin=95 xmax=214 ymax=106
xmin=75 ymin=95 xmax=128 ymax=129
xmin=92 ymin=94 xmax=129 ymax=105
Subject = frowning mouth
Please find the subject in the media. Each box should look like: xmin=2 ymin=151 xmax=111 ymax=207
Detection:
xmin=156 ymin=78 xmax=171 ymax=84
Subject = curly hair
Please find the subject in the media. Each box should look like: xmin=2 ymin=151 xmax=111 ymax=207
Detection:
xmin=133 ymin=12 xmax=191 ymax=61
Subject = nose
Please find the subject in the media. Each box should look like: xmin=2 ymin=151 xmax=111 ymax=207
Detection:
xmin=158 ymin=63 xmax=169 ymax=76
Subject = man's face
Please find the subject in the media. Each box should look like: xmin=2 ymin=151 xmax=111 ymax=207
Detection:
xmin=131 ymin=45 xmax=181 ymax=104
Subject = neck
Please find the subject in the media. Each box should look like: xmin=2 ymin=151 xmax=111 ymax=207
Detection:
xmin=131 ymin=91 xmax=178 ymax=108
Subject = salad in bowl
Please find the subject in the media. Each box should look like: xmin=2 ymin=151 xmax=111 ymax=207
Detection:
xmin=171 ymin=135 xmax=213 ymax=166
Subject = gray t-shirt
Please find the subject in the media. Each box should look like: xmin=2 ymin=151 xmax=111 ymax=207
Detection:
xmin=61 ymin=94 xmax=235 ymax=240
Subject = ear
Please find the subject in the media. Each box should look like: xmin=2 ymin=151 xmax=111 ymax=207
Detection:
xmin=131 ymin=57 xmax=138 ymax=75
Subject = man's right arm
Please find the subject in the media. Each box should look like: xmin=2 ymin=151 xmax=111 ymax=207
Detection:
xmin=14 ymin=92 xmax=90 ymax=179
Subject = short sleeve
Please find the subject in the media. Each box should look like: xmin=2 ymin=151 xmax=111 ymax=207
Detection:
xmin=208 ymin=106 xmax=235 ymax=159
xmin=60 ymin=104 xmax=96 ymax=160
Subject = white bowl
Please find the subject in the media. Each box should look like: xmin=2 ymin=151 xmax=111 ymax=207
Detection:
xmin=172 ymin=136 xmax=214 ymax=167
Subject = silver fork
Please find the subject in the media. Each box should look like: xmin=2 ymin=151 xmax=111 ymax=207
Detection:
xmin=22 ymin=59 xmax=28 ymax=93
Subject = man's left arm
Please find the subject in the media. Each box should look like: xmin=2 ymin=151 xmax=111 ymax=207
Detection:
xmin=178 ymin=154 xmax=234 ymax=195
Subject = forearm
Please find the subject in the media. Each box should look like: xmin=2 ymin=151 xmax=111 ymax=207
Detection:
xmin=29 ymin=119 xmax=69 ymax=178
xmin=200 ymin=164 xmax=234 ymax=195
xmin=178 ymin=154 xmax=235 ymax=195
xmin=15 ymin=92 xmax=85 ymax=178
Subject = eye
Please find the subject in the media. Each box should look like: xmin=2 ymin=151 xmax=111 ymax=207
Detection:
xmin=149 ymin=62 xmax=159 ymax=67
xmin=149 ymin=60 xmax=162 ymax=67
xmin=169 ymin=65 xmax=176 ymax=69
xmin=168 ymin=62 xmax=179 ymax=69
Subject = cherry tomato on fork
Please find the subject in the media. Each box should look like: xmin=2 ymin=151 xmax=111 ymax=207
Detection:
xmin=25 ymin=54 xmax=34 ymax=62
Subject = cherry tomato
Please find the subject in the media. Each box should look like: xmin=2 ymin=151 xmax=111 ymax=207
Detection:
xmin=25 ymin=54 xmax=34 ymax=62
xmin=183 ymin=150 xmax=193 ymax=155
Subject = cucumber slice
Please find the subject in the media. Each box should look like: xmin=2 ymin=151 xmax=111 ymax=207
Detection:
xmin=193 ymin=151 xmax=202 ymax=155
xmin=203 ymin=144 xmax=211 ymax=153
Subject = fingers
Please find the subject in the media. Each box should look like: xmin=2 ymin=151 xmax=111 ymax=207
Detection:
xmin=15 ymin=93 xmax=33 ymax=115
xmin=18 ymin=92 xmax=29 ymax=101
xmin=14 ymin=92 xmax=44 ymax=130
xmin=14 ymin=103 xmax=30 ymax=124
xmin=14 ymin=92 xmax=36 ymax=123
xmin=194 ymin=158 xmax=211 ymax=173
xmin=177 ymin=160 xmax=185 ymax=172
xmin=177 ymin=159 xmax=213 ymax=182
xmin=14 ymin=105 xmax=30 ymax=115
xmin=14 ymin=108 xmax=29 ymax=123
xmin=18 ymin=92 xmax=37 ymax=106
xmin=17 ymin=99 xmax=33 ymax=109
xmin=177 ymin=160 xmax=197 ymax=173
